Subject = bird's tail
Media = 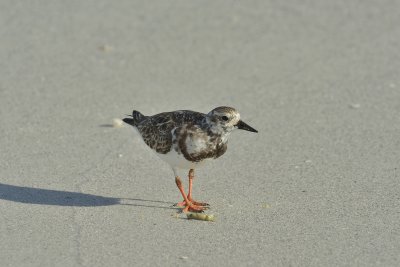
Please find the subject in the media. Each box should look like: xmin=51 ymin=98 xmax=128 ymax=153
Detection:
xmin=123 ymin=110 xmax=145 ymax=127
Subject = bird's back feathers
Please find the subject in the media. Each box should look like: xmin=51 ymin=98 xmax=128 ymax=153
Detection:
xmin=123 ymin=109 xmax=228 ymax=164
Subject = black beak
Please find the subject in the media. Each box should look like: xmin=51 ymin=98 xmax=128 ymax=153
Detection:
xmin=236 ymin=120 xmax=258 ymax=133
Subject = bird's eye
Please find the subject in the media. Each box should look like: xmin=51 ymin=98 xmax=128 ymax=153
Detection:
xmin=221 ymin=116 xmax=229 ymax=121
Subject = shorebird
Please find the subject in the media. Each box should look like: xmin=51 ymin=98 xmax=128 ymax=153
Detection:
xmin=123 ymin=106 xmax=258 ymax=212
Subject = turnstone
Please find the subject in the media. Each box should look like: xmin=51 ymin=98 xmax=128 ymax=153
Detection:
xmin=123 ymin=106 xmax=258 ymax=212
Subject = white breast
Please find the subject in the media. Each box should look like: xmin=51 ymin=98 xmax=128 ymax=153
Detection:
xmin=185 ymin=134 xmax=209 ymax=154
xmin=156 ymin=149 xmax=210 ymax=169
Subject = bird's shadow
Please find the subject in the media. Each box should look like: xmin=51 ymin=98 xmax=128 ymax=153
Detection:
xmin=0 ymin=183 xmax=177 ymax=210
xmin=98 ymin=124 xmax=114 ymax=128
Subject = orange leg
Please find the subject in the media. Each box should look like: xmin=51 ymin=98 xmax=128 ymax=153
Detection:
xmin=176 ymin=169 xmax=209 ymax=207
xmin=187 ymin=169 xmax=194 ymax=200
xmin=175 ymin=176 xmax=206 ymax=213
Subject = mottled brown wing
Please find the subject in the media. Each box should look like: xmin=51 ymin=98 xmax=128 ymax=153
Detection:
xmin=136 ymin=112 xmax=177 ymax=154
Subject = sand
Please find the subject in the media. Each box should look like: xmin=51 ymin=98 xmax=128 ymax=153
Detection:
xmin=1 ymin=1 xmax=399 ymax=266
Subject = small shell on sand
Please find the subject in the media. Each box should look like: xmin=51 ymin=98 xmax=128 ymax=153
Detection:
xmin=187 ymin=213 xmax=215 ymax=222
xmin=349 ymin=103 xmax=361 ymax=109
xmin=112 ymin=118 xmax=124 ymax=128
xmin=98 ymin=44 xmax=114 ymax=52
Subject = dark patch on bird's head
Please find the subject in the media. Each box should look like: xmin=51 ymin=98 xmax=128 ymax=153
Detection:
xmin=206 ymin=106 xmax=241 ymax=133
xmin=206 ymin=106 xmax=258 ymax=134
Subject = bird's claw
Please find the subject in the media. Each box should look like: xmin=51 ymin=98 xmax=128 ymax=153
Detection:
xmin=175 ymin=200 xmax=209 ymax=213
xmin=192 ymin=201 xmax=210 ymax=207
xmin=183 ymin=203 xmax=208 ymax=213
xmin=175 ymin=199 xmax=210 ymax=207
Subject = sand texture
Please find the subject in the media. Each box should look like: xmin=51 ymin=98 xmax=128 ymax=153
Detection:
xmin=1 ymin=1 xmax=400 ymax=266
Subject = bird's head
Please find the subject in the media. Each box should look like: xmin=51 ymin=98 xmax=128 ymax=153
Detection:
xmin=206 ymin=106 xmax=258 ymax=134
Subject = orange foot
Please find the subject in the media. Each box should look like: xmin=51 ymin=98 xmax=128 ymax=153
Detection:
xmin=174 ymin=175 xmax=209 ymax=213
xmin=182 ymin=202 xmax=208 ymax=213
xmin=176 ymin=198 xmax=210 ymax=207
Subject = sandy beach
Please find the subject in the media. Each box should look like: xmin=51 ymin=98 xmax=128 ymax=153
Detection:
xmin=1 ymin=1 xmax=399 ymax=266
